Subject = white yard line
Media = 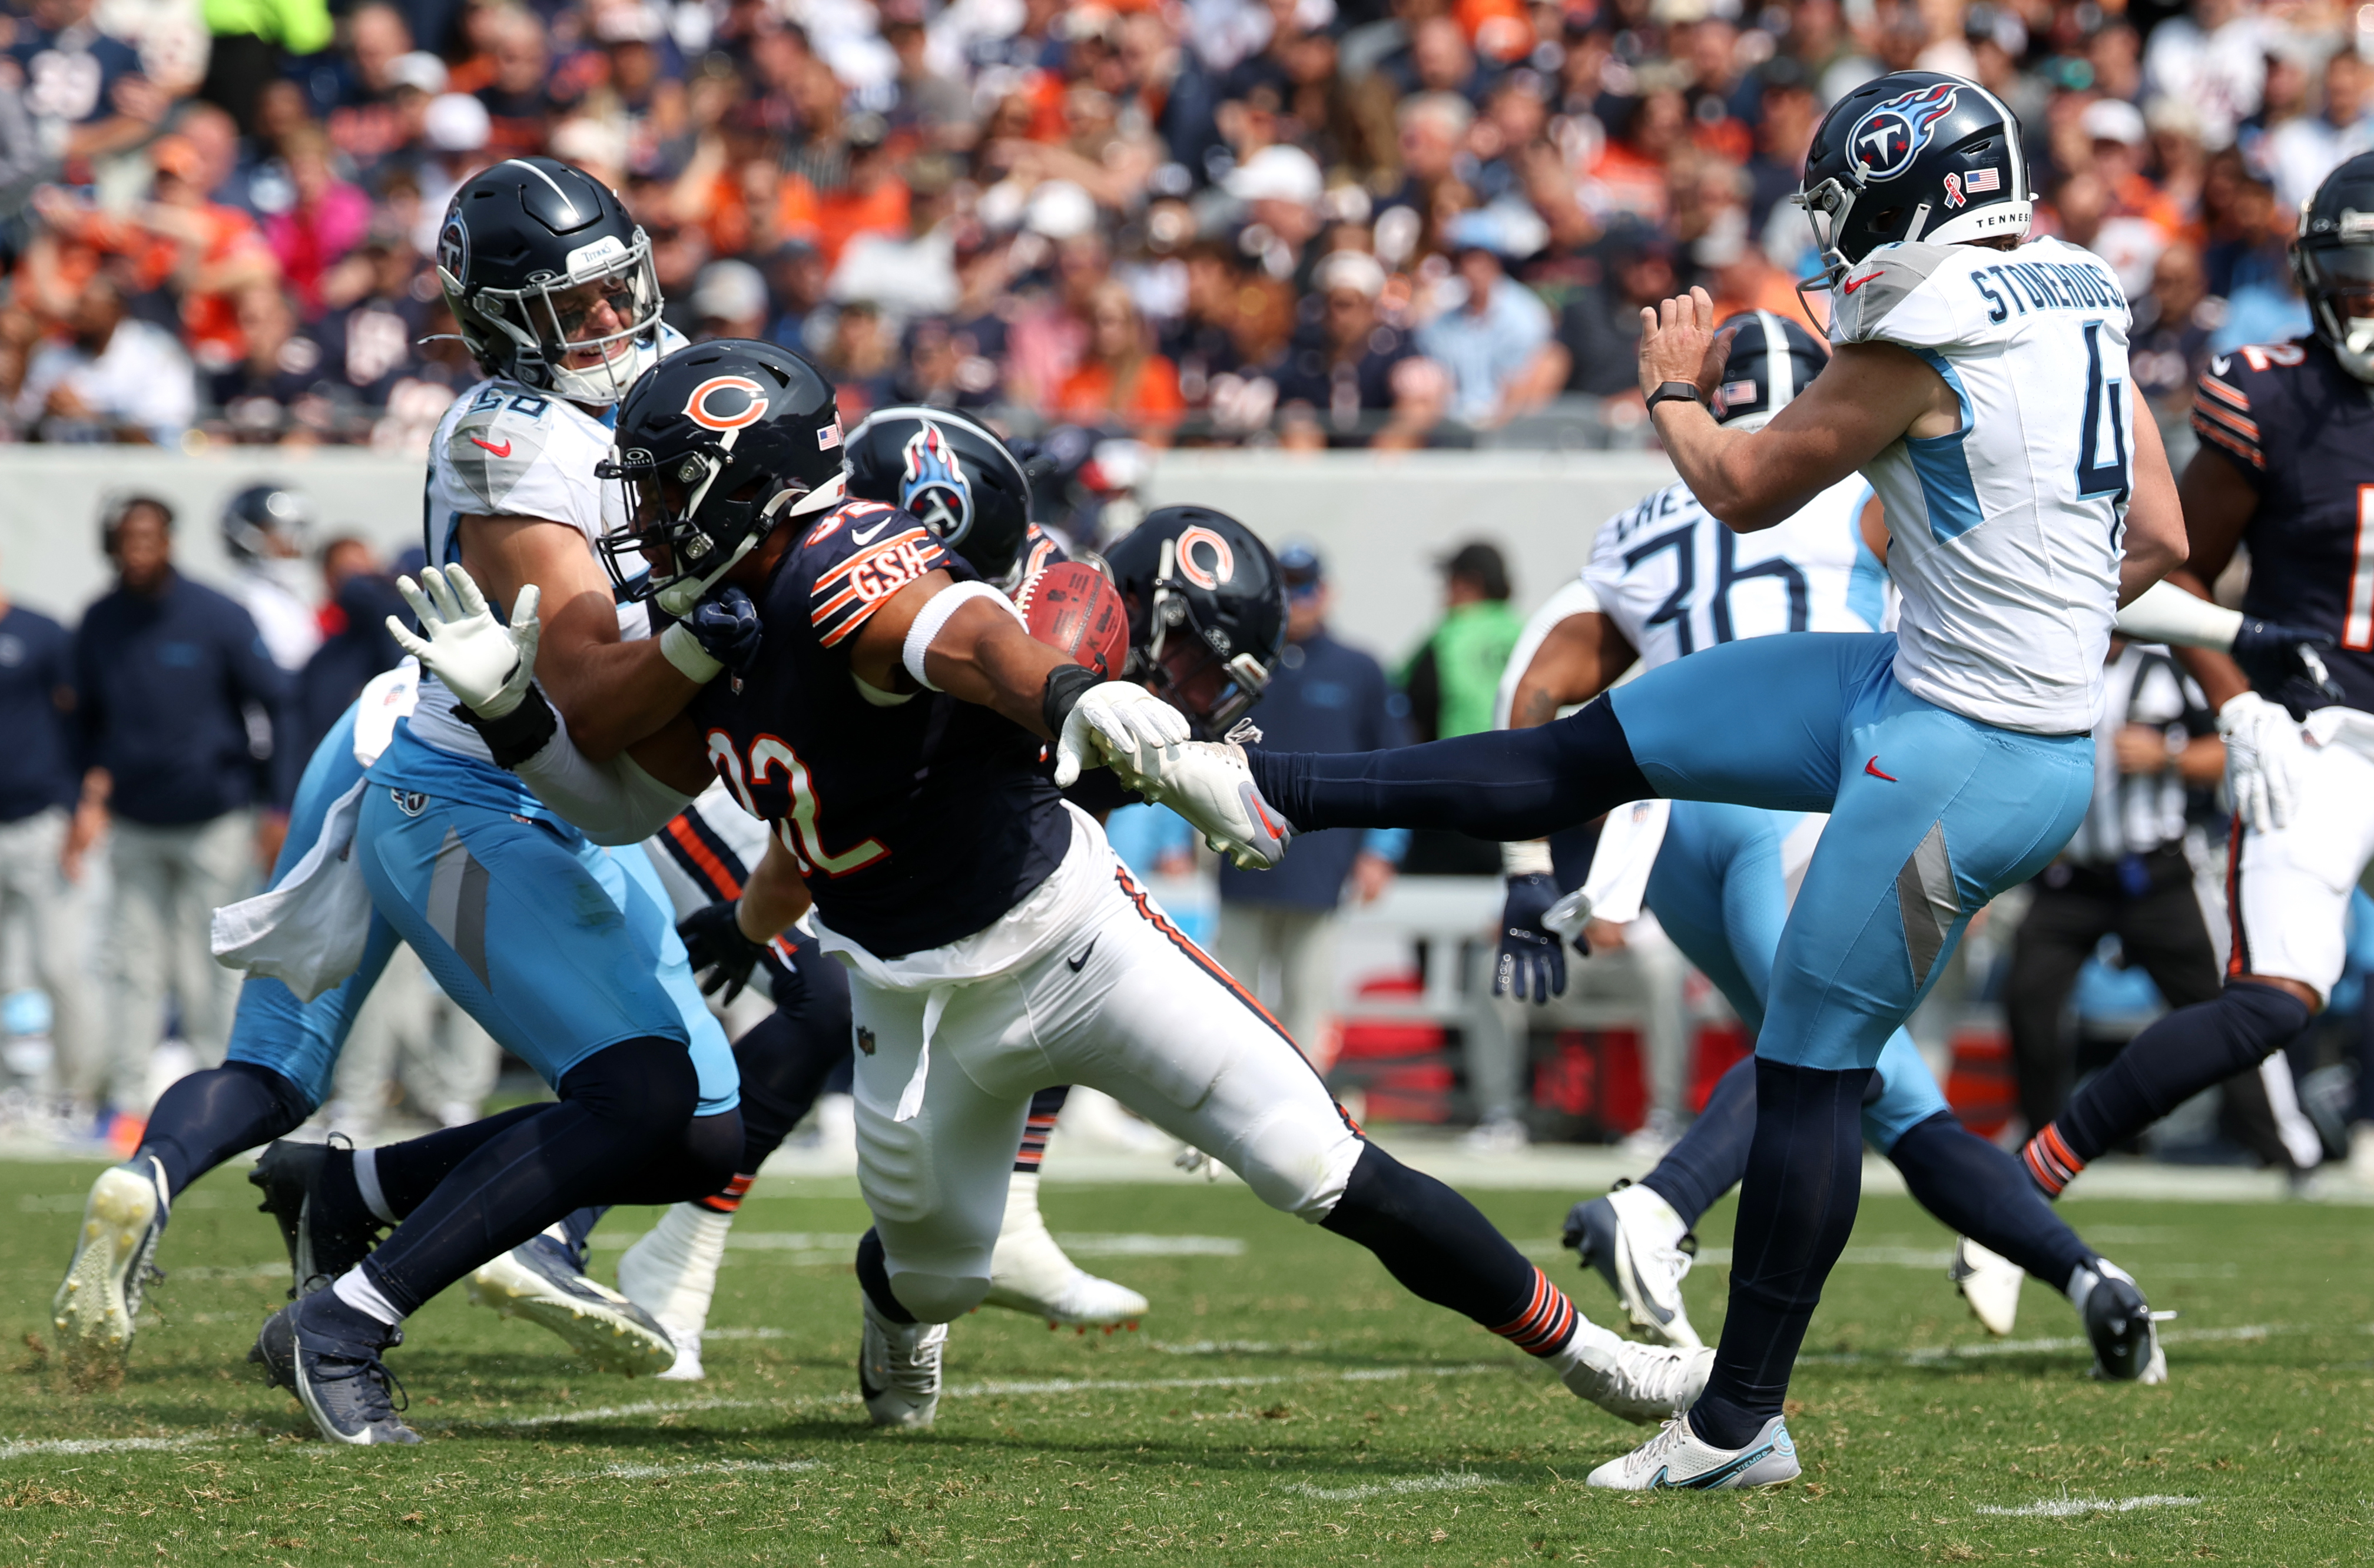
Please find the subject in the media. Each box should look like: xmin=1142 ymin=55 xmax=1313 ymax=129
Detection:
xmin=599 ymin=1457 xmax=821 ymax=1480
xmin=1976 ymin=1493 xmax=2201 ymax=1517
xmin=1283 ymin=1471 xmax=1500 ymax=1501
xmin=0 ymin=1434 xmax=220 ymax=1461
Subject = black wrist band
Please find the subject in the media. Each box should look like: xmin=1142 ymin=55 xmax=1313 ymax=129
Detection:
xmin=452 ymin=682 xmax=559 ymax=770
xmin=1647 ymin=380 xmax=1705 ymax=409
xmin=1041 ymin=664 xmax=1100 ymax=740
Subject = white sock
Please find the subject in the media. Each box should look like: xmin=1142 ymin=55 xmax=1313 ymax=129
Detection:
xmin=2065 ymin=1261 xmax=2101 ymax=1311
xmin=1622 ymin=1185 xmax=1689 ymax=1254
xmin=1551 ymin=1315 xmax=1624 ymax=1374
xmin=331 ymin=1266 xmax=403 ymax=1327
xmin=350 ymin=1148 xmax=399 ymax=1225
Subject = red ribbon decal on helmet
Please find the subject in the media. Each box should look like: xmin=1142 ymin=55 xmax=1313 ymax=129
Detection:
xmin=684 ymin=375 xmax=768 ymax=431
xmin=1176 ymin=525 xmax=1235 ymax=589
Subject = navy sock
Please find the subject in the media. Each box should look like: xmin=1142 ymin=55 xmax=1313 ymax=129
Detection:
xmin=1322 ymin=1142 xmax=1579 ymax=1356
xmin=556 ymin=1206 xmax=607 ymax=1272
xmin=1640 ymin=1055 xmax=1757 ymax=1228
xmin=369 ymin=1103 xmax=553 ymax=1218
xmin=1691 ymin=1059 xmax=1869 ymax=1450
xmin=137 ymin=1062 xmax=311 ymax=1198
xmin=2035 ymin=981 xmax=2312 ymax=1184
xmin=854 ymin=1227 xmax=914 ymax=1324
xmin=1888 ymin=1112 xmax=2091 ymax=1287
xmin=362 ymin=1040 xmax=738 ymax=1318
xmin=1246 ymin=698 xmax=1653 ymax=840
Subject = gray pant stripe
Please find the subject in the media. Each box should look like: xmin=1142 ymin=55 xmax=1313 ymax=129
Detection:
xmin=426 ymin=827 xmax=494 ymax=992
xmin=1896 ymin=822 xmax=1958 ymax=990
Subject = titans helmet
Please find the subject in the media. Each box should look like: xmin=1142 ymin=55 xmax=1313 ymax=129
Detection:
xmin=220 ymin=482 xmax=316 ymax=564
xmin=1711 ymin=310 xmax=1829 ymax=430
xmin=843 ymin=407 xmax=1035 ymax=587
xmin=1795 ymin=71 xmax=2032 ymax=286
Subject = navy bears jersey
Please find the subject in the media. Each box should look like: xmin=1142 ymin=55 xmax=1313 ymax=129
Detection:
xmin=2191 ymin=338 xmax=2374 ymax=713
xmin=685 ymin=498 xmax=1072 ymax=957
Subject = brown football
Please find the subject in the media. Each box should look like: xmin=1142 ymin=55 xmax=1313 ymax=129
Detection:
xmin=1016 ymin=559 xmax=1129 ymax=679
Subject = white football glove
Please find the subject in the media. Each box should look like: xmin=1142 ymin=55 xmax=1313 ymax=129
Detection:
xmin=2215 ymin=689 xmax=2306 ymax=835
xmin=1139 ymin=741 xmax=1296 ymax=870
xmin=1052 ymin=681 xmax=1191 ymax=788
xmin=388 ymin=564 xmax=541 ymax=718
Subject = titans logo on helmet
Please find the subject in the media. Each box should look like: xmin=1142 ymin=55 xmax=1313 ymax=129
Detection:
xmin=900 ymin=422 xmax=974 ymax=546
xmin=1848 ymin=81 xmax=1959 ymax=182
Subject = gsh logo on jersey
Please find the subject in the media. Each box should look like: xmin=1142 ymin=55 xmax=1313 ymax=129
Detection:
xmin=1848 ymin=82 xmax=1958 ymax=182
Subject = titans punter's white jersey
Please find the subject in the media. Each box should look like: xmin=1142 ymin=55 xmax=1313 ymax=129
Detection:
xmin=1831 ymin=234 xmax=2131 ymax=735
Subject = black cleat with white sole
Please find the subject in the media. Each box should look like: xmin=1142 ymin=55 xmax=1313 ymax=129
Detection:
xmin=250 ymin=1138 xmax=384 ymax=1298
xmin=251 ymin=1291 xmax=419 ymax=1445
xmin=2080 ymin=1260 xmax=2168 ymax=1384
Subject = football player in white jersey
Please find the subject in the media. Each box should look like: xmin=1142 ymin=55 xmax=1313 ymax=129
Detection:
xmin=231 ymin=159 xmax=800 ymax=1446
xmin=1139 ymin=72 xmax=2189 ymax=1489
xmin=1482 ymin=310 xmax=2164 ymax=1375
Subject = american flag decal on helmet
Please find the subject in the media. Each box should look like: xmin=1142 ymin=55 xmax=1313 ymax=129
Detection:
xmin=1966 ymin=167 xmax=2001 ymax=192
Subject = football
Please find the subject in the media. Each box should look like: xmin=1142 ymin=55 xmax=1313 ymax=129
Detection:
xmin=1016 ymin=559 xmax=1129 ymax=679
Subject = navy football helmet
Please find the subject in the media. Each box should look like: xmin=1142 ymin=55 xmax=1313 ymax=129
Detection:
xmin=843 ymin=407 xmax=1036 ymax=587
xmin=220 ymin=482 xmax=316 ymax=564
xmin=436 ymin=157 xmax=665 ymax=405
xmin=1104 ymin=507 xmax=1285 ymax=738
xmin=1711 ymin=310 xmax=1828 ymax=429
xmin=1795 ymin=71 xmax=2031 ymax=286
xmin=596 ymin=339 xmax=845 ymax=614
xmin=2293 ymin=151 xmax=2374 ymax=383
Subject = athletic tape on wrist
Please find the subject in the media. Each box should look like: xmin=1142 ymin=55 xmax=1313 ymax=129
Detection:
xmin=902 ymin=579 xmax=1022 ymax=691
xmin=1502 ymin=839 xmax=1554 ymax=877
xmin=659 ymin=620 xmax=724 ymax=684
xmin=452 ymin=681 xmax=558 ymax=770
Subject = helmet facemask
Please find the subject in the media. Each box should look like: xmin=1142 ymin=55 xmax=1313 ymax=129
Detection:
xmin=1133 ymin=534 xmax=1273 ymax=738
xmin=596 ymin=440 xmax=845 ymax=616
xmin=443 ymin=231 xmax=665 ymax=406
xmin=2298 ymin=240 xmax=2374 ymax=383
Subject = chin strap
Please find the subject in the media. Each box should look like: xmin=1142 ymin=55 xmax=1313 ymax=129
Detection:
xmin=654 ymin=476 xmax=846 ymax=619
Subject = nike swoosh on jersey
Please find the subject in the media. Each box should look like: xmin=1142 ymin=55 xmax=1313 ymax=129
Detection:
xmin=1841 ymin=269 xmax=1881 ymax=294
xmin=1864 ymin=757 xmax=1898 ymax=781
xmin=470 ymin=437 xmax=513 ymax=457
xmin=850 ymin=519 xmax=894 ymax=545
xmin=1066 ymin=937 xmax=1098 ymax=972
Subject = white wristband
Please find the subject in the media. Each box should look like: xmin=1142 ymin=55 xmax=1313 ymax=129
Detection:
xmin=1502 ymin=839 xmax=1554 ymax=877
xmin=2113 ymin=579 xmax=2243 ymax=652
xmin=659 ymin=621 xmax=724 ymax=684
xmin=901 ymin=579 xmax=1023 ymax=691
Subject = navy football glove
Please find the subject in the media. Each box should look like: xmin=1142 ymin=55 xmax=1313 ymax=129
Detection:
xmin=2232 ymin=618 xmax=2344 ymax=718
xmin=1495 ymin=873 xmax=1567 ymax=1003
xmin=677 ymin=899 xmax=766 ymax=1004
xmin=685 ymin=585 xmax=763 ymax=676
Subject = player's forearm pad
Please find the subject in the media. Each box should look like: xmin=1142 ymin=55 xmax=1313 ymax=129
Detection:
xmin=1041 ymin=663 xmax=1100 ymax=742
xmin=2113 ymin=579 xmax=2243 ymax=651
xmin=451 ymin=681 xmax=559 ymax=770
xmin=507 ymin=725 xmax=698 ymax=847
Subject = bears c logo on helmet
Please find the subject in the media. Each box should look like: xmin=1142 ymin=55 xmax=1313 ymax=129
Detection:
xmin=684 ymin=375 xmax=769 ymax=431
xmin=1176 ymin=525 xmax=1235 ymax=590
xmin=1847 ymin=81 xmax=1959 ymax=183
xmin=899 ymin=422 xmax=974 ymax=545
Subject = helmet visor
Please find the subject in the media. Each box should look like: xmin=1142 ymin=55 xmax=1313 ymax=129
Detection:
xmin=2302 ymin=241 xmax=2374 ymax=317
xmin=1148 ymin=637 xmax=1270 ymax=737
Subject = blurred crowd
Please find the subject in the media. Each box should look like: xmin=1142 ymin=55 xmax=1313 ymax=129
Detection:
xmin=0 ymin=0 xmax=2359 ymax=452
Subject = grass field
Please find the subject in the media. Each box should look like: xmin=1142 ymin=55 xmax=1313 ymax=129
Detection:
xmin=1 ymin=1153 xmax=2370 ymax=1566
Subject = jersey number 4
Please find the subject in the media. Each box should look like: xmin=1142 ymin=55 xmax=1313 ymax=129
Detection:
xmin=708 ymin=731 xmax=888 ymax=878
xmin=2077 ymin=321 xmax=2131 ymax=503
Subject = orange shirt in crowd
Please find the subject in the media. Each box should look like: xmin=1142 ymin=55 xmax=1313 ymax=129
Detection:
xmin=810 ymin=178 xmax=909 ymax=268
xmin=1056 ymin=354 xmax=1186 ymax=438
xmin=36 ymin=202 xmax=271 ymax=366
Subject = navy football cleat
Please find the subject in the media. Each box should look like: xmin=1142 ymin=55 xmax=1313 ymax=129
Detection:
xmin=2080 ymin=1260 xmax=2169 ymax=1384
xmin=251 ymin=1292 xmax=419 ymax=1445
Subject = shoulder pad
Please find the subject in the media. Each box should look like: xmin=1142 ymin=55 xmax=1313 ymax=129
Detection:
xmin=2191 ymin=343 xmax=2303 ymax=475
xmin=442 ymin=394 xmax=561 ymax=512
xmin=1829 ymin=243 xmax=1958 ymax=344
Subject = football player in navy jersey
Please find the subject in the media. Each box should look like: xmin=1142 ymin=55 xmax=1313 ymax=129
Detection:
xmin=2017 ymin=154 xmax=2374 ymax=1202
xmin=403 ymin=337 xmax=1713 ymax=1434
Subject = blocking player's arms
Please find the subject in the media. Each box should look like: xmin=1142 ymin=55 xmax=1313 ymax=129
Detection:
xmin=843 ymin=569 xmax=1077 ymax=738
xmin=1508 ymin=612 xmax=1639 ymax=728
xmin=2161 ymin=451 xmax=2260 ymax=709
xmin=459 ymin=515 xmax=701 ymax=761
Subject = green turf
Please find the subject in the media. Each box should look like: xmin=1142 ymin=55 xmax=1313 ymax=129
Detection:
xmin=3 ymin=1153 xmax=2370 ymax=1566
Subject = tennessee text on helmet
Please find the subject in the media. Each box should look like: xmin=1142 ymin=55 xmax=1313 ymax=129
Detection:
xmin=596 ymin=338 xmax=847 ymax=616
xmin=2293 ymin=151 xmax=2374 ymax=384
xmin=843 ymin=406 xmax=1036 ymax=587
xmin=1793 ymin=71 xmax=2032 ymax=290
xmin=436 ymin=157 xmax=666 ymax=407
xmin=1103 ymin=506 xmax=1286 ymax=738
xmin=1711 ymin=309 xmax=1829 ymax=430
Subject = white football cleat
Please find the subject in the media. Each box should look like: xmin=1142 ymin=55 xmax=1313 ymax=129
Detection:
xmin=982 ymin=1172 xmax=1149 ymax=1330
xmin=1140 ymin=741 xmax=1294 ymax=870
xmin=1949 ymin=1236 xmax=2024 ymax=1337
xmin=52 ymin=1156 xmax=168 ymax=1383
xmin=860 ymin=1298 xmax=946 ymax=1428
xmin=1572 ymin=1182 xmax=1702 ymax=1349
xmin=1559 ymin=1328 xmax=1715 ymax=1424
xmin=1587 ymin=1413 xmax=1801 ymax=1490
xmin=468 ymin=1231 xmax=675 ymax=1376
xmin=617 ymin=1203 xmax=736 ymax=1381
